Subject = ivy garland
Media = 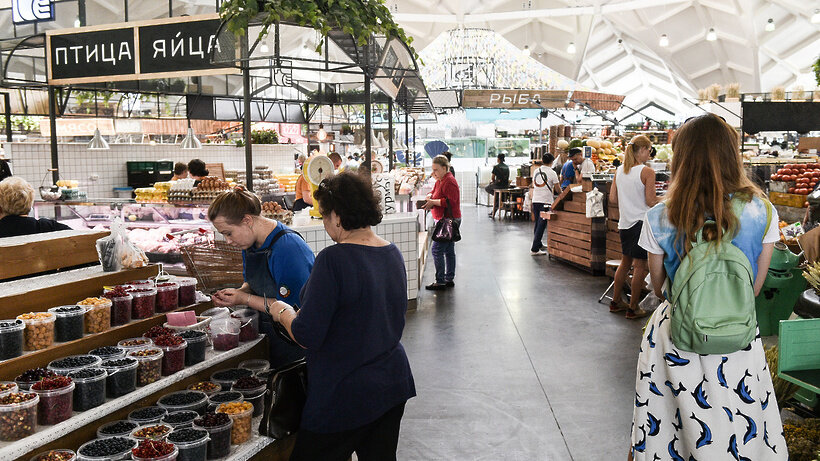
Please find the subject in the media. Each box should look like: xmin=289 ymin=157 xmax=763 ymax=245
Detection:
xmin=219 ymin=0 xmax=417 ymax=59
xmin=814 ymin=55 xmax=820 ymax=87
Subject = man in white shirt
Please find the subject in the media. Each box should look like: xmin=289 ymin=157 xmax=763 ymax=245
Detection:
xmin=531 ymin=153 xmax=561 ymax=255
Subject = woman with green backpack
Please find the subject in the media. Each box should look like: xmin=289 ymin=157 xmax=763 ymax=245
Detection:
xmin=628 ymin=114 xmax=787 ymax=461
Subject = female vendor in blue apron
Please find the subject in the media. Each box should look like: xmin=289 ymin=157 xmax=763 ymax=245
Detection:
xmin=208 ymin=187 xmax=314 ymax=368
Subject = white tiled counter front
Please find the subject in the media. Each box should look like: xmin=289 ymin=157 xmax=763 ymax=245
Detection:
xmin=290 ymin=212 xmax=420 ymax=300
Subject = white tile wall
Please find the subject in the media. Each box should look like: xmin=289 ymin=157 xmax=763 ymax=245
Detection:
xmin=291 ymin=214 xmax=420 ymax=300
xmin=4 ymin=142 xmax=306 ymax=198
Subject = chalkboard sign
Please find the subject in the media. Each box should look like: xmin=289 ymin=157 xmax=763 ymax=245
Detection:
xmin=46 ymin=14 xmax=236 ymax=85
xmin=49 ymin=28 xmax=136 ymax=80
xmin=742 ymin=102 xmax=820 ymax=134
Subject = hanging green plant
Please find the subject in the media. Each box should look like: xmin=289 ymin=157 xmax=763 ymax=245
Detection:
xmin=814 ymin=55 xmax=820 ymax=87
xmin=219 ymin=0 xmax=417 ymax=59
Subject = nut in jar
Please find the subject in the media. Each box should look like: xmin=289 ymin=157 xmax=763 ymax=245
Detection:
xmin=79 ymin=298 xmax=111 ymax=334
xmin=0 ymin=392 xmax=38 ymax=441
xmin=216 ymin=401 xmax=253 ymax=444
xmin=16 ymin=312 xmax=56 ymax=351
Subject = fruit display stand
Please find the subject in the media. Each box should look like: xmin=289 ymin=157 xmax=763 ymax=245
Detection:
xmin=0 ymin=231 xmax=292 ymax=460
xmin=547 ymin=182 xmax=607 ymax=275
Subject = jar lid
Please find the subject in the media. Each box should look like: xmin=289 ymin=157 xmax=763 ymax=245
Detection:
xmin=48 ymin=305 xmax=86 ymax=317
xmin=0 ymin=319 xmax=25 ymax=332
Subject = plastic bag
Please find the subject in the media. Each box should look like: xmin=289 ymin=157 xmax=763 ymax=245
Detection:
xmin=586 ymin=188 xmax=605 ymax=218
xmin=523 ymin=189 xmax=532 ymax=213
xmin=639 ymin=292 xmax=663 ymax=313
xmin=96 ymin=218 xmax=148 ymax=272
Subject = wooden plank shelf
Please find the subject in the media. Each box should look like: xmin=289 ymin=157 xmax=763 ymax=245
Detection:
xmin=0 ymin=230 xmax=108 ymax=280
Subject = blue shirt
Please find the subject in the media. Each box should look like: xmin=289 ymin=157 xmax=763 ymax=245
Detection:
xmin=291 ymin=243 xmax=416 ymax=433
xmin=561 ymin=161 xmax=576 ymax=188
xmin=242 ymin=223 xmax=315 ymax=306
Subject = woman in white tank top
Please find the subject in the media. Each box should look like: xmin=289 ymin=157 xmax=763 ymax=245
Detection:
xmin=608 ymin=135 xmax=659 ymax=319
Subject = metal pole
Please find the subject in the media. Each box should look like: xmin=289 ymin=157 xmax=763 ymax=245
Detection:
xmin=4 ymin=93 xmax=11 ymax=143
xmin=364 ymin=75 xmax=371 ymax=175
xmin=387 ymin=99 xmax=393 ymax=172
xmin=242 ymin=36 xmax=253 ymax=191
xmin=404 ymin=111 xmax=409 ymax=166
xmin=412 ymin=119 xmax=416 ymax=167
xmin=47 ymin=86 xmax=59 ymax=184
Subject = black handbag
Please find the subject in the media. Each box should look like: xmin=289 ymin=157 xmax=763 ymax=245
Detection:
xmin=432 ymin=198 xmax=461 ymax=242
xmin=259 ymin=359 xmax=308 ymax=439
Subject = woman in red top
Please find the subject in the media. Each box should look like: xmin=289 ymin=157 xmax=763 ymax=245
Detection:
xmin=423 ymin=155 xmax=461 ymax=290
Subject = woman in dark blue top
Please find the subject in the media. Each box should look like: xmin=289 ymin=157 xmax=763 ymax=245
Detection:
xmin=270 ymin=172 xmax=415 ymax=461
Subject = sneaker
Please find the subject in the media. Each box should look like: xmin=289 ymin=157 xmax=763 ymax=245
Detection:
xmin=531 ymin=250 xmax=547 ymax=255
xmin=609 ymin=300 xmax=629 ymax=313
xmin=425 ymin=282 xmax=447 ymax=291
xmin=625 ymin=308 xmax=651 ymax=319
xmin=445 ymin=281 xmax=455 ymax=287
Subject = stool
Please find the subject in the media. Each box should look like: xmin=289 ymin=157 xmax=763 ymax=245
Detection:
xmin=598 ymin=260 xmax=623 ymax=304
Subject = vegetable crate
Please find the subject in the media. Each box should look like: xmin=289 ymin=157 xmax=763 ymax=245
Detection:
xmin=181 ymin=240 xmax=244 ymax=294
xmin=778 ymin=318 xmax=820 ymax=397
xmin=769 ymin=191 xmax=807 ymax=208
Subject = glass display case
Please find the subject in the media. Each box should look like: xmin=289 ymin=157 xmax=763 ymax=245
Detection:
xmin=33 ymin=200 xmax=210 ymax=230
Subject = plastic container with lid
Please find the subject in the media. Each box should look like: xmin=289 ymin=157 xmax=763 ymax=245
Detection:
xmin=238 ymin=359 xmax=270 ymax=376
xmin=129 ymin=406 xmax=168 ymax=425
xmin=15 ymin=368 xmax=59 ymax=391
xmin=97 ymin=420 xmax=139 ymax=438
xmin=231 ymin=380 xmax=266 ymax=418
xmin=131 ymin=442 xmax=178 ymax=461
xmin=17 ymin=312 xmax=56 ymax=351
xmin=78 ymin=299 xmax=112 ymax=334
xmin=0 ymin=381 xmax=19 ymax=397
xmin=48 ymin=306 xmax=86 ymax=342
xmin=89 ymin=345 xmax=126 ymax=361
xmin=0 ymin=392 xmax=39 ymax=441
xmin=130 ymin=423 xmax=173 ymax=441
xmin=161 ymin=410 xmax=199 ymax=429
xmin=216 ymin=401 xmax=253 ymax=444
xmin=157 ymin=391 xmax=208 ymax=416
xmin=129 ymin=279 xmax=154 ymax=289
xmin=68 ymin=368 xmax=107 ymax=411
xmin=106 ymin=292 xmax=133 ymax=327
xmin=76 ymin=436 xmax=137 ymax=461
xmin=186 ymin=382 xmax=221 ymax=397
xmin=29 ymin=449 xmax=77 ymax=461
xmin=155 ymin=282 xmax=180 ymax=313
xmin=0 ymin=319 xmax=25 ymax=360
xmin=210 ymin=369 xmax=253 ymax=392
xmin=32 ymin=379 xmax=74 ymax=425
xmin=200 ymin=307 xmax=229 ymax=319
xmin=167 ymin=427 xmax=208 ymax=461
xmin=101 ymin=358 xmax=138 ymax=398
xmin=47 ymin=354 xmax=103 ymax=376
xmin=130 ymin=288 xmax=157 ymax=319
xmin=128 ymin=347 xmax=164 ymax=386
xmin=193 ymin=417 xmax=232 ymax=459
xmin=209 ymin=318 xmax=240 ymax=352
xmin=155 ymin=338 xmax=187 ymax=376
xmin=118 ymin=337 xmax=153 ymax=352
xmin=178 ymin=331 xmax=207 ymax=366
xmin=176 ymin=277 xmax=197 ymax=307
xmin=230 ymin=309 xmax=259 ymax=342
xmin=206 ymin=391 xmax=243 ymax=414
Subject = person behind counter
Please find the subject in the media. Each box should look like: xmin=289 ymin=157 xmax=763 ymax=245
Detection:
xmin=267 ymin=172 xmax=415 ymax=461
xmin=208 ymin=187 xmax=314 ymax=368
xmin=187 ymin=159 xmax=209 ymax=183
xmin=292 ymin=165 xmax=313 ymax=212
xmin=530 ymin=153 xmax=561 ymax=255
xmin=560 ymin=147 xmax=584 ymax=188
xmin=329 ymin=152 xmax=346 ymax=172
xmin=485 ymin=153 xmax=510 ymax=218
xmin=608 ymin=135 xmax=658 ymax=319
xmin=171 ymin=162 xmax=188 ymax=181
xmin=0 ymin=177 xmax=71 ymax=238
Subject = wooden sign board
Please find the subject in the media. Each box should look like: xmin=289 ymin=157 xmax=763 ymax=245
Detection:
xmin=462 ymin=89 xmax=570 ymax=109
xmin=206 ymin=163 xmax=225 ymax=180
xmin=46 ymin=14 xmax=237 ymax=85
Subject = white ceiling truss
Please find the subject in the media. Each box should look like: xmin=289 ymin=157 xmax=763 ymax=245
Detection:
xmin=394 ymin=0 xmax=820 ymax=118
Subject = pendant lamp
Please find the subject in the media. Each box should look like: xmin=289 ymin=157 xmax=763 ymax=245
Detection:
xmin=87 ymin=128 xmax=110 ymax=150
xmin=181 ymin=127 xmax=202 ymax=149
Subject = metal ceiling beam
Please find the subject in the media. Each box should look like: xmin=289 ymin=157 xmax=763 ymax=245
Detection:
xmin=647 ymin=1 xmax=693 ymax=26
xmin=690 ymin=0 xmax=732 ymax=84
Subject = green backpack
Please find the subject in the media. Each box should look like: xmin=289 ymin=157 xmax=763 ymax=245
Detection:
xmin=668 ymin=199 xmax=771 ymax=355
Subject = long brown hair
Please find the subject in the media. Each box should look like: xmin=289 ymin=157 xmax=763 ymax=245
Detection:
xmin=666 ymin=113 xmax=762 ymax=252
xmin=624 ymin=135 xmax=652 ymax=174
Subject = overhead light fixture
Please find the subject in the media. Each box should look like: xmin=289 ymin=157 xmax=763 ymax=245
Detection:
xmin=181 ymin=127 xmax=202 ymax=149
xmin=617 ymin=38 xmax=624 ymax=50
xmin=500 ymin=108 xmax=510 ymax=114
xmin=566 ymin=42 xmax=576 ymax=54
xmin=706 ymin=28 xmax=717 ymax=41
xmin=765 ymin=18 xmax=775 ymax=31
xmin=659 ymin=34 xmax=669 ymax=47
xmin=813 ymin=9 xmax=820 ymax=23
xmin=316 ymin=124 xmax=327 ymax=141
xmin=260 ymin=42 xmax=269 ymax=53
xmin=73 ymin=17 xmax=81 ymax=28
xmin=87 ymin=128 xmax=109 ymax=150
xmin=522 ymin=45 xmax=530 ymax=57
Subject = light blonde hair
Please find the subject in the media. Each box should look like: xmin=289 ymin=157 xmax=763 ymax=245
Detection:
xmin=432 ymin=155 xmax=450 ymax=170
xmin=666 ymin=113 xmax=762 ymax=252
xmin=0 ymin=176 xmax=35 ymax=215
xmin=624 ymin=135 xmax=652 ymax=174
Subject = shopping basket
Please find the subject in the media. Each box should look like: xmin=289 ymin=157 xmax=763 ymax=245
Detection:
xmin=181 ymin=240 xmax=244 ymax=293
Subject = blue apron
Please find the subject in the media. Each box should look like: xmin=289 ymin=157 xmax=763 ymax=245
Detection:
xmin=244 ymin=227 xmax=306 ymax=368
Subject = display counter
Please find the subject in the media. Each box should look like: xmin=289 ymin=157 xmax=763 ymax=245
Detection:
xmin=547 ymin=180 xmax=608 ymax=275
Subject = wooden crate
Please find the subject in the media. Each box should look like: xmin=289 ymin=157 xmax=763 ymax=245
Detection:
xmin=0 ymin=230 xmax=109 ymax=281
xmin=770 ymin=191 xmax=807 ymax=208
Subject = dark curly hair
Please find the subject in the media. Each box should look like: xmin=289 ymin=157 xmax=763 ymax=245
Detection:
xmin=313 ymin=172 xmax=382 ymax=230
xmin=188 ymin=159 xmax=208 ymax=177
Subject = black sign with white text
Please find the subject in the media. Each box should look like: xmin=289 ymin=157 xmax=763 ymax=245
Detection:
xmin=49 ymin=28 xmax=136 ymax=80
xmin=138 ymin=19 xmax=232 ymax=74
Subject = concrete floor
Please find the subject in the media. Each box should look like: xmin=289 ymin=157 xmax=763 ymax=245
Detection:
xmin=398 ymin=205 xmax=645 ymax=461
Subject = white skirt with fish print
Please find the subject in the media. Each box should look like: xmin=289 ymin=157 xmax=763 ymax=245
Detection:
xmin=630 ymin=301 xmax=788 ymax=461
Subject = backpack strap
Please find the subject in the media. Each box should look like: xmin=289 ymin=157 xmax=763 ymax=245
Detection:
xmin=763 ymin=199 xmax=772 ymax=243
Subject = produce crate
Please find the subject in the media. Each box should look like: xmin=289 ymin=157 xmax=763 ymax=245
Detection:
xmin=778 ymin=318 xmax=820 ymax=394
xmin=181 ymin=240 xmax=244 ymax=293
xmin=769 ymin=191 xmax=807 ymax=208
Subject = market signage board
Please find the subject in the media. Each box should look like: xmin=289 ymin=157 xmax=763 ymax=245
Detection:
xmin=12 ymin=0 xmax=54 ymax=24
xmin=462 ymin=89 xmax=570 ymax=109
xmin=46 ymin=14 xmax=236 ymax=85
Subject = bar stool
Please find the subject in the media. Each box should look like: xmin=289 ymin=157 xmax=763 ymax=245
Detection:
xmin=598 ymin=260 xmax=623 ymax=304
